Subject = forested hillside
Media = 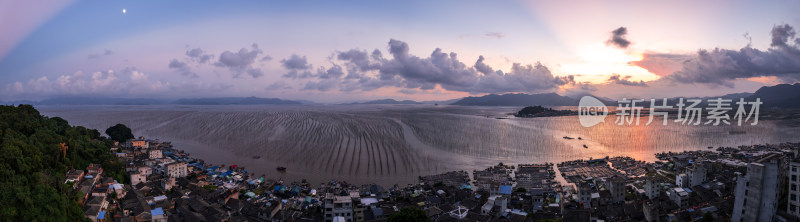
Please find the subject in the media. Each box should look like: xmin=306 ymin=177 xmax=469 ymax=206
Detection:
xmin=0 ymin=105 xmax=127 ymax=221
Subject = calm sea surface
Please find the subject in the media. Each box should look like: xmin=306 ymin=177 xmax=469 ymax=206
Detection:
xmin=37 ymin=104 xmax=800 ymax=185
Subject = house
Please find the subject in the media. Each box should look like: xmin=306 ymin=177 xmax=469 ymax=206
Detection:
xmin=130 ymin=137 xmax=149 ymax=148
xmin=65 ymin=169 xmax=84 ymax=185
xmin=324 ymin=193 xmax=354 ymax=222
xmin=166 ymin=162 xmax=188 ymax=178
xmin=667 ymin=187 xmax=689 ymax=208
xmin=87 ymin=163 xmax=103 ymax=175
xmin=149 ymin=149 xmax=162 ymax=159
xmin=151 ymin=207 xmax=167 ymax=222
xmin=131 ymin=173 xmax=147 ymax=186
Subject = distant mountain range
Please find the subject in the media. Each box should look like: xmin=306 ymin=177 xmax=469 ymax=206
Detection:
xmin=448 ymin=91 xmax=766 ymax=107
xmin=1 ymin=96 xmax=302 ymax=105
xmin=748 ymin=83 xmax=800 ymax=108
xmin=173 ymin=97 xmax=301 ymax=105
xmin=3 ymin=83 xmax=799 ymax=107
xmin=451 ymin=93 xmax=582 ymax=106
xmin=351 ymin=99 xmax=421 ymax=105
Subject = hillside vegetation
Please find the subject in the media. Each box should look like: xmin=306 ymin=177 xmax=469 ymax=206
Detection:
xmin=0 ymin=105 xmax=126 ymax=221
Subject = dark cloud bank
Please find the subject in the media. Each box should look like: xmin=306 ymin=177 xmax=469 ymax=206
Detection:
xmin=651 ymin=24 xmax=800 ymax=86
xmin=285 ymin=39 xmax=575 ymax=94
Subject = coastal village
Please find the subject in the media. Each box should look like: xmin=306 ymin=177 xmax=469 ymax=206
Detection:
xmin=70 ymin=136 xmax=800 ymax=222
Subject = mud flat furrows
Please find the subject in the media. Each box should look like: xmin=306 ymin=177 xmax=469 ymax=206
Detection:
xmin=102 ymin=110 xmax=429 ymax=177
xmin=395 ymin=112 xmax=582 ymax=162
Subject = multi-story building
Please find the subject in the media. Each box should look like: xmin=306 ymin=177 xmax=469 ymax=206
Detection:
xmin=667 ymin=187 xmax=689 ymax=208
xmin=138 ymin=166 xmax=152 ymax=176
xmin=166 ymin=162 xmax=188 ymax=178
xmin=324 ymin=193 xmax=353 ymax=222
xmin=732 ymin=153 xmax=785 ymax=222
xmin=676 ymin=173 xmax=687 ymax=188
xmin=149 ymin=149 xmax=163 ymax=159
xmin=130 ymin=172 xmax=146 ymax=185
xmin=606 ymin=175 xmax=626 ymax=203
xmin=130 ymin=137 xmax=149 ymax=148
xmin=577 ymin=182 xmax=593 ymax=209
xmin=686 ymin=165 xmax=707 ymax=188
xmin=644 ymin=177 xmax=661 ymax=200
xmin=787 ymin=159 xmax=800 ymax=218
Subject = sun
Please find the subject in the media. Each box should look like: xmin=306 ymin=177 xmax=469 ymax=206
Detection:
xmin=122 ymin=9 xmax=126 ymax=15
xmin=559 ymin=44 xmax=658 ymax=84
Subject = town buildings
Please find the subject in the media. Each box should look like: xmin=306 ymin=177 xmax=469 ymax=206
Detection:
xmin=732 ymin=153 xmax=785 ymax=222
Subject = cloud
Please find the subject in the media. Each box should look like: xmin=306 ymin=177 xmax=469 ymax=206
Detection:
xmin=281 ymin=54 xmax=314 ymax=78
xmin=485 ymin=32 xmax=505 ymax=39
xmin=771 ymin=24 xmax=798 ymax=48
xmin=303 ymin=79 xmax=339 ymax=91
xmin=607 ymin=74 xmax=647 ymax=86
xmin=185 ymin=48 xmax=214 ymax=64
xmin=4 ymin=69 xmax=168 ymax=98
xmin=665 ymin=24 xmax=800 ymax=86
xmin=630 ymin=53 xmax=691 ymax=77
xmin=87 ymin=49 xmax=114 ymax=59
xmin=606 ymin=27 xmax=631 ymax=49
xmin=214 ymin=43 xmax=265 ymax=78
xmin=265 ymin=81 xmax=292 ymax=91
xmin=281 ymin=54 xmax=311 ymax=70
xmin=168 ymin=59 xmax=198 ymax=78
xmin=283 ymin=39 xmax=573 ymax=94
xmin=474 ymin=55 xmax=494 ymax=75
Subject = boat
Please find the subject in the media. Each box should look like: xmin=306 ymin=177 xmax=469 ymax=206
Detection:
xmin=578 ymin=137 xmax=582 ymax=140
xmin=583 ymin=144 xmax=588 ymax=149
xmin=276 ymin=166 xmax=287 ymax=171
xmin=252 ymin=155 xmax=261 ymax=159
xmin=563 ymin=136 xmax=574 ymax=140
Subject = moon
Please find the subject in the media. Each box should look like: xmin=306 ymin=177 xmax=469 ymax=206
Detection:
xmin=122 ymin=9 xmax=126 ymax=14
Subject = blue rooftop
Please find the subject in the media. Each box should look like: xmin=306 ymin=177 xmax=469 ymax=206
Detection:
xmin=151 ymin=207 xmax=164 ymax=216
xmin=97 ymin=211 xmax=106 ymax=219
xmin=499 ymin=185 xmax=512 ymax=195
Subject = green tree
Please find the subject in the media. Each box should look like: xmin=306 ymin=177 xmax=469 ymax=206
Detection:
xmin=105 ymin=123 xmax=134 ymax=142
xmin=0 ymin=105 xmax=122 ymax=221
xmin=388 ymin=207 xmax=430 ymax=222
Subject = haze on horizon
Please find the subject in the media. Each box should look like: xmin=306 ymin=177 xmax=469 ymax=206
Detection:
xmin=2 ymin=0 xmax=800 ymax=103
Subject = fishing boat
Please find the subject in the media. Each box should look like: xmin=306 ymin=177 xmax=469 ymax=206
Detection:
xmin=583 ymin=144 xmax=588 ymax=149
xmin=276 ymin=166 xmax=287 ymax=171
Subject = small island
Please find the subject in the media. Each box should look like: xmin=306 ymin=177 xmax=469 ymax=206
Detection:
xmin=514 ymin=105 xmax=577 ymax=118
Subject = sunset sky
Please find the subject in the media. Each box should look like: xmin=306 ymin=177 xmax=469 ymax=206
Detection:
xmin=2 ymin=0 xmax=800 ymax=102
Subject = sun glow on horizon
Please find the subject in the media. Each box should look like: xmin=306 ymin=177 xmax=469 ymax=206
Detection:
xmin=558 ymin=43 xmax=659 ymax=84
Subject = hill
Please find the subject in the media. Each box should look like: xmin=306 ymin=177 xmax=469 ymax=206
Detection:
xmin=451 ymin=93 xmax=579 ymax=106
xmin=172 ymin=97 xmax=301 ymax=105
xmin=0 ymin=105 xmax=126 ymax=220
xmin=747 ymin=83 xmax=800 ymax=108
xmin=354 ymin=99 xmax=421 ymax=105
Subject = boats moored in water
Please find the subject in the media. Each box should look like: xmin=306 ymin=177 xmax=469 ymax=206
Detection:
xmin=276 ymin=166 xmax=287 ymax=171
xmin=563 ymin=136 xmax=574 ymax=140
xmin=583 ymin=144 xmax=588 ymax=149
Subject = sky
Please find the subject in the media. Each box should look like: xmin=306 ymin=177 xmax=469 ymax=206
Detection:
xmin=1 ymin=0 xmax=800 ymax=102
